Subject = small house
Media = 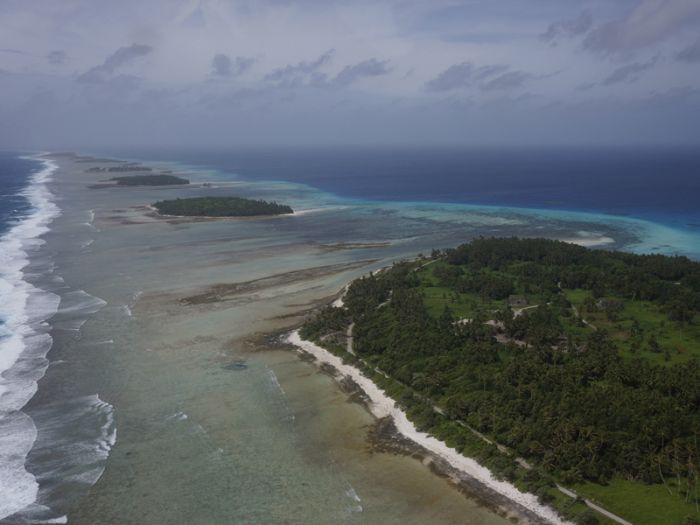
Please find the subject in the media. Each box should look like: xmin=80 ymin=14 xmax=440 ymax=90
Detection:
xmin=508 ymin=295 xmax=528 ymax=308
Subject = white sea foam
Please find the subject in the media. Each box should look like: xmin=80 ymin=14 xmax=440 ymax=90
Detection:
xmin=344 ymin=485 xmax=363 ymax=514
xmin=7 ymin=395 xmax=117 ymax=523
xmin=266 ymin=369 xmax=295 ymax=423
xmin=286 ymin=331 xmax=573 ymax=525
xmin=0 ymin=157 xmax=61 ymax=521
xmin=80 ymin=209 xmax=100 ymax=232
xmin=51 ymin=290 xmax=107 ymax=331
xmin=166 ymin=411 xmax=189 ymax=422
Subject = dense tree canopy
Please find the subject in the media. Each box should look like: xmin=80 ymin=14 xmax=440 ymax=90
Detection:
xmin=302 ymin=238 xmax=700 ymax=522
xmin=110 ymin=174 xmax=189 ymax=186
xmin=153 ymin=196 xmax=293 ymax=217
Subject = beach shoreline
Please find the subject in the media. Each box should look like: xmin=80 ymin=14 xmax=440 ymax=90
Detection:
xmin=285 ymin=329 xmax=573 ymax=525
xmin=16 ymin=150 xmax=694 ymax=524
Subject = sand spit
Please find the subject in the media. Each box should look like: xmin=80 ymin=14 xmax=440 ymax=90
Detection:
xmin=559 ymin=235 xmax=614 ymax=248
xmin=319 ymin=241 xmax=393 ymax=251
xmin=181 ymin=260 xmax=379 ymax=305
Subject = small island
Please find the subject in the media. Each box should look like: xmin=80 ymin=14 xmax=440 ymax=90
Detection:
xmin=110 ymin=174 xmax=190 ymax=186
xmin=152 ymin=196 xmax=293 ymax=217
xmin=87 ymin=163 xmax=153 ymax=173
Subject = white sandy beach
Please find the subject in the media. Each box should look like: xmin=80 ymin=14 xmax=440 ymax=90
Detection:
xmin=560 ymin=235 xmax=615 ymax=248
xmin=286 ymin=330 xmax=574 ymax=525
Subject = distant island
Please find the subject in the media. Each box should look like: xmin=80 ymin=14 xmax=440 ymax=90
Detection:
xmin=86 ymin=163 xmax=153 ymax=173
xmin=300 ymin=238 xmax=700 ymax=525
xmin=110 ymin=174 xmax=190 ymax=186
xmin=153 ymin=196 xmax=293 ymax=217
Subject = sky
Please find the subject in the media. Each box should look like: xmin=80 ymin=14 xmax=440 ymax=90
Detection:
xmin=1 ymin=0 xmax=699 ymax=148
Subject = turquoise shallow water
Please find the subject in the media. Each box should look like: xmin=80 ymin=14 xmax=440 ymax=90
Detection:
xmin=141 ymin=156 xmax=700 ymax=260
xmin=7 ymin=152 xmax=698 ymax=524
xmin=100 ymin=147 xmax=700 ymax=260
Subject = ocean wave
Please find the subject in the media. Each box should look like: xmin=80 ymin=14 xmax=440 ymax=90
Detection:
xmin=3 ymin=395 xmax=116 ymax=524
xmin=51 ymin=290 xmax=107 ymax=331
xmin=0 ymin=157 xmax=61 ymax=521
xmin=266 ymin=369 xmax=295 ymax=423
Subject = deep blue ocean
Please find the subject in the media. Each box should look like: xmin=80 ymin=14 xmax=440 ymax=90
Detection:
xmin=0 ymin=153 xmax=39 ymax=235
xmin=111 ymin=147 xmax=700 ymax=235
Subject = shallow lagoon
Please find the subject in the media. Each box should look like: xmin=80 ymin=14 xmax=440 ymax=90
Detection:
xmin=12 ymin=153 xmax=699 ymax=524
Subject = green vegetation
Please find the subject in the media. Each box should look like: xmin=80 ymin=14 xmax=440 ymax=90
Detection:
xmin=153 ymin=196 xmax=293 ymax=217
xmin=110 ymin=174 xmax=190 ymax=186
xmin=301 ymin=238 xmax=700 ymax=525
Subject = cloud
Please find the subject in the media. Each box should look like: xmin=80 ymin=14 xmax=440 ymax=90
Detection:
xmin=472 ymin=64 xmax=510 ymax=81
xmin=648 ymin=85 xmax=700 ymax=104
xmin=47 ymin=50 xmax=67 ymax=65
xmin=541 ymin=11 xmax=593 ymax=42
xmin=211 ymin=54 xmax=232 ymax=76
xmin=264 ymin=50 xmax=334 ymax=87
xmin=78 ymin=43 xmax=152 ymax=83
xmin=482 ymin=71 xmax=533 ymax=91
xmin=426 ymin=62 xmax=530 ymax=92
xmin=0 ymin=48 xmax=24 ymax=55
xmin=602 ymin=58 xmax=658 ymax=85
xmin=575 ymin=82 xmax=598 ymax=92
xmin=425 ymin=62 xmax=475 ymax=91
xmin=583 ymin=0 xmax=700 ymax=54
xmin=211 ymin=54 xmax=255 ymax=77
xmin=677 ymin=37 xmax=700 ymax=62
xmin=333 ymin=58 xmax=391 ymax=87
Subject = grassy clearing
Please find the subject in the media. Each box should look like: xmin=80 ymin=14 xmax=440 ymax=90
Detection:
xmin=574 ymin=478 xmax=700 ymax=525
xmin=417 ymin=261 xmax=505 ymax=319
xmin=564 ymin=288 xmax=700 ymax=365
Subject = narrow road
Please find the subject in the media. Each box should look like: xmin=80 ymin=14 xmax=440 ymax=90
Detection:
xmin=346 ymin=322 xmax=355 ymax=355
xmin=571 ymin=304 xmax=597 ymax=331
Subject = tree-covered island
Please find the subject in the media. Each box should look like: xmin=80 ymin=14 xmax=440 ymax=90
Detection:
xmin=153 ymin=196 xmax=293 ymax=217
xmin=301 ymin=237 xmax=700 ymax=525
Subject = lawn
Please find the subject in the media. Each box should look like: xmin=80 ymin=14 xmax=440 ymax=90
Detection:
xmin=574 ymin=477 xmax=700 ymax=525
xmin=563 ymin=288 xmax=700 ymax=365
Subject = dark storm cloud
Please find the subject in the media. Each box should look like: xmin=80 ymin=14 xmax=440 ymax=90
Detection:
xmin=332 ymin=58 xmax=391 ymax=87
xmin=78 ymin=43 xmax=152 ymax=83
xmin=47 ymin=50 xmax=67 ymax=65
xmin=677 ymin=38 xmax=700 ymax=63
xmin=211 ymin=54 xmax=256 ymax=77
xmin=602 ymin=58 xmax=658 ymax=85
xmin=426 ymin=62 xmax=531 ymax=92
xmin=264 ymin=49 xmax=334 ymax=86
xmin=540 ymin=11 xmax=592 ymax=42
